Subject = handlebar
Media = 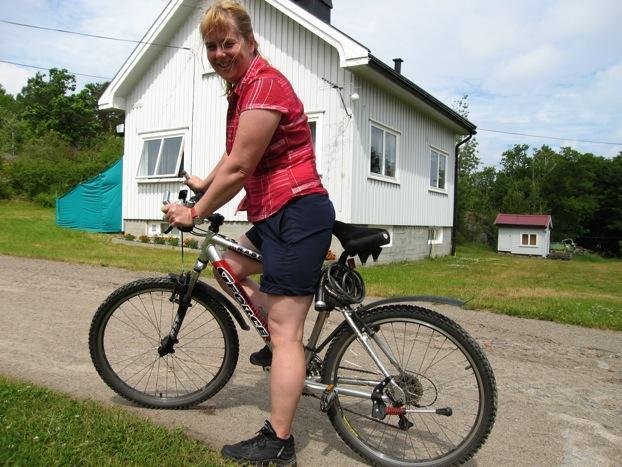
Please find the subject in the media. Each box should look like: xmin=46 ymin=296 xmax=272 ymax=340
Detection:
xmin=162 ymin=189 xmax=224 ymax=234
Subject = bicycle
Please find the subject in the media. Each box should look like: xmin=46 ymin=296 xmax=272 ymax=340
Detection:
xmin=89 ymin=191 xmax=497 ymax=466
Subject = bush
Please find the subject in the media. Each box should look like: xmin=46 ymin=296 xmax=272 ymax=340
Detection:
xmin=33 ymin=192 xmax=55 ymax=208
xmin=123 ymin=233 xmax=136 ymax=241
xmin=138 ymin=235 xmax=150 ymax=243
xmin=183 ymin=238 xmax=199 ymax=249
xmin=0 ymin=160 xmax=13 ymax=199
xmin=153 ymin=236 xmax=166 ymax=245
xmin=5 ymin=131 xmax=123 ymax=203
xmin=166 ymin=237 xmax=179 ymax=247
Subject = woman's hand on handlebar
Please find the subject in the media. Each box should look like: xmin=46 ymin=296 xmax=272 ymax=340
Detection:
xmin=161 ymin=203 xmax=193 ymax=230
xmin=183 ymin=172 xmax=206 ymax=194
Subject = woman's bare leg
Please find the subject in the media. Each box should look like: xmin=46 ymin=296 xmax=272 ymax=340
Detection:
xmin=265 ymin=294 xmax=313 ymax=439
xmin=213 ymin=234 xmax=267 ymax=318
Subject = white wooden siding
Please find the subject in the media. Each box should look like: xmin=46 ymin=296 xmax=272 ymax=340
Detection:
xmin=120 ymin=0 xmax=460 ymax=230
xmin=497 ymin=226 xmax=550 ymax=257
xmin=122 ymin=0 xmax=351 ymax=222
xmin=349 ymin=73 xmax=456 ymax=227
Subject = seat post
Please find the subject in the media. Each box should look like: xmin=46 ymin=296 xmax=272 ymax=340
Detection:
xmin=305 ymin=311 xmax=330 ymax=365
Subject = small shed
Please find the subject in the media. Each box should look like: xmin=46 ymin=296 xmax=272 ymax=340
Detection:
xmin=494 ymin=214 xmax=552 ymax=258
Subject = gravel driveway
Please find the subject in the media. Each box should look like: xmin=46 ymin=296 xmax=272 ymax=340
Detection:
xmin=0 ymin=255 xmax=620 ymax=466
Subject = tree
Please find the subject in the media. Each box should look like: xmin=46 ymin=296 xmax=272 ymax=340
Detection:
xmin=540 ymin=147 xmax=601 ymax=240
xmin=452 ymin=95 xmax=485 ymax=243
xmin=0 ymin=85 xmax=25 ymax=159
xmin=580 ymin=152 xmax=622 ymax=255
xmin=3 ymin=70 xmax=125 ymax=205
xmin=16 ymin=68 xmax=102 ymax=146
xmin=82 ymin=82 xmax=125 ymax=134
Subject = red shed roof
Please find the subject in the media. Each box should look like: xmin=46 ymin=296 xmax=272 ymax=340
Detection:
xmin=494 ymin=213 xmax=552 ymax=227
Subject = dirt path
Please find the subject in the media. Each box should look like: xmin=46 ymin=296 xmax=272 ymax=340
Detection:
xmin=0 ymin=255 xmax=620 ymax=466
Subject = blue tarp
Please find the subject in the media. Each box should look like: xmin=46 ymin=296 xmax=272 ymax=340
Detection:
xmin=56 ymin=158 xmax=122 ymax=232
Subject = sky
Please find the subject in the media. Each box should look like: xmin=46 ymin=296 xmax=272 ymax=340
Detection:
xmin=1 ymin=0 xmax=621 ymax=166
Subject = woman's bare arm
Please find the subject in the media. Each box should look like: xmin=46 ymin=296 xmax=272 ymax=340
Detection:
xmin=163 ymin=109 xmax=281 ymax=227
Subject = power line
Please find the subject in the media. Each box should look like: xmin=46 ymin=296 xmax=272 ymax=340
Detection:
xmin=0 ymin=59 xmax=111 ymax=80
xmin=479 ymin=128 xmax=621 ymax=146
xmin=2 ymin=17 xmax=620 ymax=149
xmin=0 ymin=19 xmax=191 ymax=51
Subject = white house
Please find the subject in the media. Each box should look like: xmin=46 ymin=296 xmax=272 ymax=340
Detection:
xmin=99 ymin=0 xmax=476 ymax=262
xmin=494 ymin=213 xmax=553 ymax=258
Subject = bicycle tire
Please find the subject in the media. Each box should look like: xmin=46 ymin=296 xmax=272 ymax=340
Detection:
xmin=322 ymin=305 xmax=496 ymax=466
xmin=89 ymin=277 xmax=239 ymax=409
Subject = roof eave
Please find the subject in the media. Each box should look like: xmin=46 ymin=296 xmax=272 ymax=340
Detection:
xmin=356 ymin=55 xmax=476 ymax=134
xmin=98 ymin=0 xmax=193 ymax=111
xmin=264 ymin=0 xmax=369 ymax=67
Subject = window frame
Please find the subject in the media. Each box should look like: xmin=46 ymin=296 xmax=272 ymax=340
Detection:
xmin=368 ymin=120 xmax=400 ymax=183
xmin=428 ymin=227 xmax=444 ymax=245
xmin=136 ymin=128 xmax=186 ymax=180
xmin=520 ymin=233 xmax=538 ymax=247
xmin=306 ymin=111 xmax=324 ymax=175
xmin=429 ymin=147 xmax=448 ymax=192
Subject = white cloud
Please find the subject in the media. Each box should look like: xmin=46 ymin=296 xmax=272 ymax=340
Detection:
xmin=332 ymin=0 xmax=622 ymax=164
xmin=1 ymin=0 xmax=620 ymax=163
xmin=487 ymin=44 xmax=565 ymax=93
xmin=0 ymin=0 xmax=162 ymax=93
xmin=0 ymin=63 xmax=37 ymax=96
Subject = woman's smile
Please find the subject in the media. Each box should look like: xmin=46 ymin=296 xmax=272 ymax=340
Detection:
xmin=205 ymin=23 xmax=255 ymax=84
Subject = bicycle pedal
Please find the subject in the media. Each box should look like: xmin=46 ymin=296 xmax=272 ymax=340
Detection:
xmin=320 ymin=384 xmax=336 ymax=412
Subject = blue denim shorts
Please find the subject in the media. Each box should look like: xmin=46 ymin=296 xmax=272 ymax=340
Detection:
xmin=245 ymin=194 xmax=335 ymax=296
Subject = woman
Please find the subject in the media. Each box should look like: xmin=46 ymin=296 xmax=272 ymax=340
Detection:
xmin=162 ymin=1 xmax=334 ymax=465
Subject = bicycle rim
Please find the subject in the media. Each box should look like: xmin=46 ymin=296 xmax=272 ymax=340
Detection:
xmin=91 ymin=278 xmax=237 ymax=408
xmin=324 ymin=306 xmax=495 ymax=466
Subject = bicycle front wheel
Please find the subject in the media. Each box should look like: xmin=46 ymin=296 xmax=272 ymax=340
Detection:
xmin=322 ymin=305 xmax=496 ymax=466
xmin=89 ymin=277 xmax=239 ymax=409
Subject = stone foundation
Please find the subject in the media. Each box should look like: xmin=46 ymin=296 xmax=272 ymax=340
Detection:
xmin=122 ymin=220 xmax=452 ymax=264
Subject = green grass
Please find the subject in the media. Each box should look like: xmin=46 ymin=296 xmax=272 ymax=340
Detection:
xmin=0 ymin=200 xmax=189 ymax=272
xmin=0 ymin=375 xmax=229 ymax=466
xmin=1 ymin=200 xmax=621 ymax=329
xmin=360 ymin=243 xmax=622 ymax=330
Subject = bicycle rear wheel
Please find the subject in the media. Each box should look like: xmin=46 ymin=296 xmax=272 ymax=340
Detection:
xmin=322 ymin=305 xmax=496 ymax=466
xmin=89 ymin=277 xmax=239 ymax=409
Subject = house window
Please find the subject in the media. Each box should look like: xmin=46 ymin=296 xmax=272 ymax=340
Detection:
xmin=430 ymin=148 xmax=447 ymax=190
xmin=521 ymin=233 xmax=537 ymax=247
xmin=370 ymin=123 xmax=398 ymax=179
xmin=428 ymin=227 xmax=443 ymax=244
xmin=137 ymin=132 xmax=185 ymax=178
xmin=307 ymin=112 xmax=323 ymax=174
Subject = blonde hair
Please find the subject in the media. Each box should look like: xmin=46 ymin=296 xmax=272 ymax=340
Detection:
xmin=200 ymin=1 xmax=259 ymax=92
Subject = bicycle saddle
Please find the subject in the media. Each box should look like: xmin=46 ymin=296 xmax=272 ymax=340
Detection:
xmin=332 ymin=221 xmax=391 ymax=264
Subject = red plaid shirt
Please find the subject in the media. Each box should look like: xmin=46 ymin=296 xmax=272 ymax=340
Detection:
xmin=226 ymin=56 xmax=327 ymax=222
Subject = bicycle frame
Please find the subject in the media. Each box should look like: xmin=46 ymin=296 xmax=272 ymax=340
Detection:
xmin=171 ymin=227 xmax=402 ymax=404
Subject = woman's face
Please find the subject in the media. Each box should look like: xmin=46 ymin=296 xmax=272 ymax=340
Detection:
xmin=204 ymin=21 xmax=255 ymax=84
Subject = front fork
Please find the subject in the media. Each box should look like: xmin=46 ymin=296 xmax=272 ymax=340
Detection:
xmin=157 ymin=259 xmax=208 ymax=357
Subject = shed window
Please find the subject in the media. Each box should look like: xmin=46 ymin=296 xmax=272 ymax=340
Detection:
xmin=430 ymin=148 xmax=447 ymax=190
xmin=521 ymin=233 xmax=537 ymax=246
xmin=428 ymin=227 xmax=443 ymax=244
xmin=370 ymin=123 xmax=398 ymax=179
xmin=137 ymin=134 xmax=184 ymax=178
